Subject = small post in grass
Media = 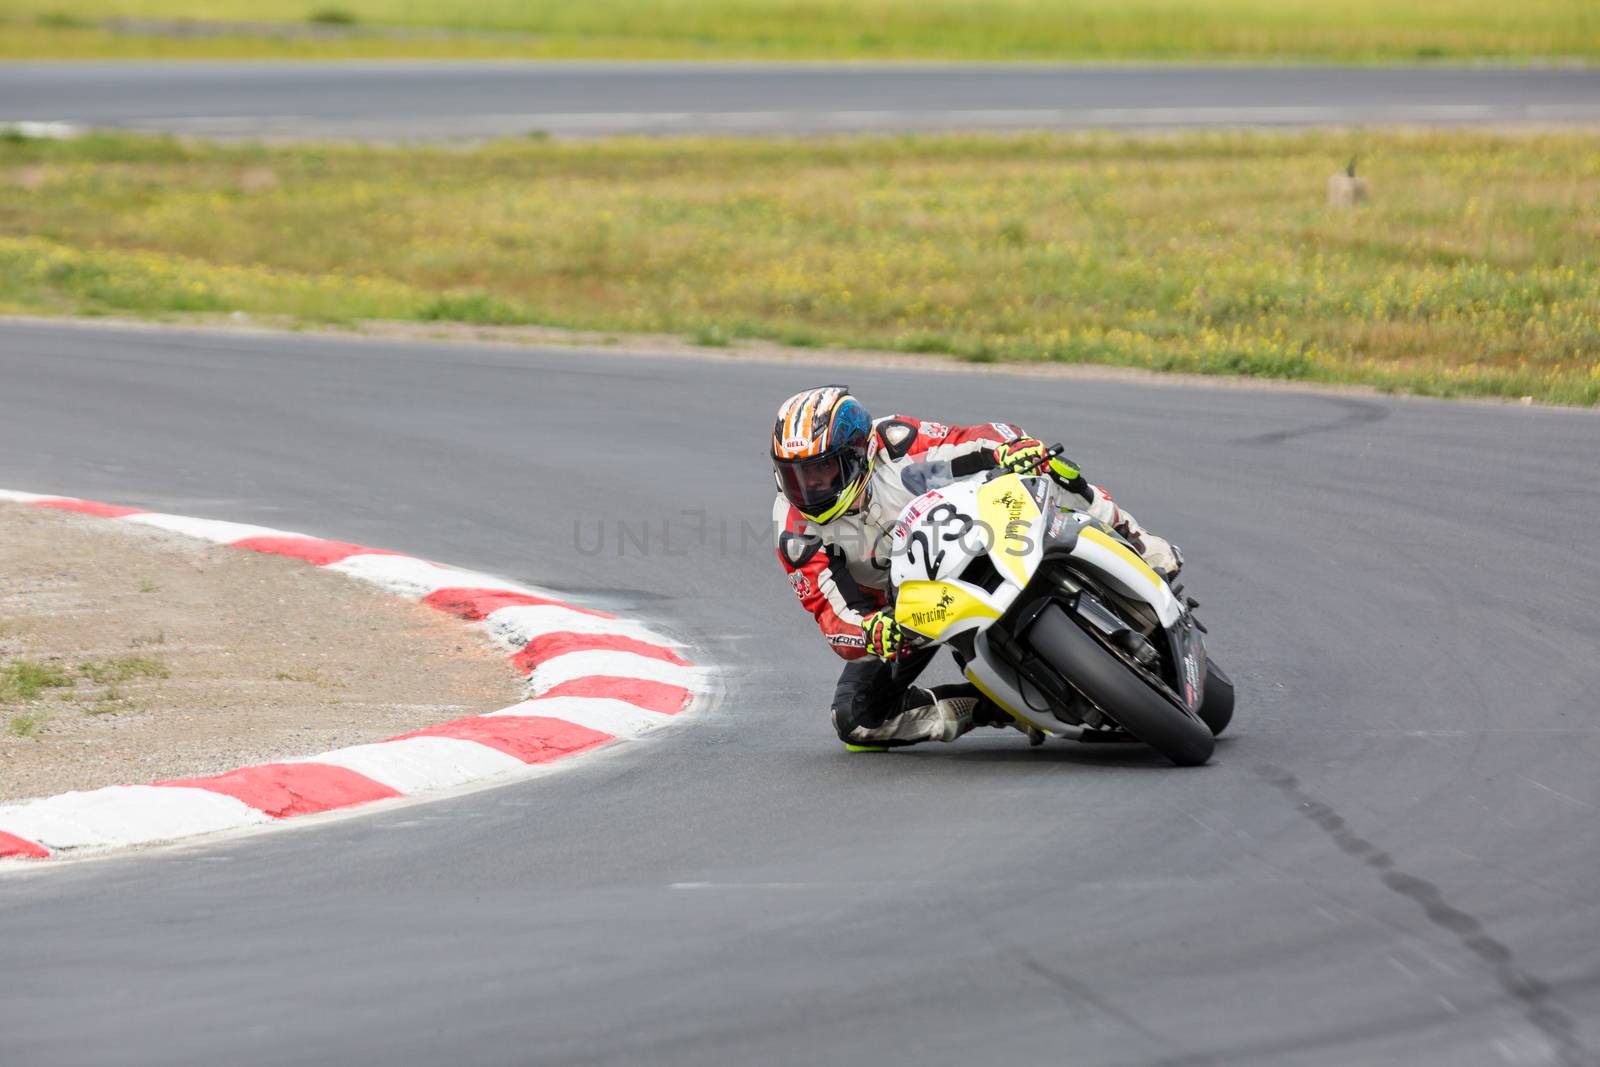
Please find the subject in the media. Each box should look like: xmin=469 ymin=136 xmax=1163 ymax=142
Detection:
xmin=1328 ymin=155 xmax=1368 ymax=207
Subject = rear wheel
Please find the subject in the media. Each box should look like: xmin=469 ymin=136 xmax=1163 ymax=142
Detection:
xmin=1199 ymin=659 xmax=1234 ymax=737
xmin=1026 ymin=604 xmax=1214 ymax=767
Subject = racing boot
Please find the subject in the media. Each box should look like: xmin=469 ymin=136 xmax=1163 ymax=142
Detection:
xmin=834 ymin=685 xmax=976 ymax=750
xmin=1138 ymin=534 xmax=1183 ymax=581
xmin=966 ymin=689 xmax=1013 ymax=729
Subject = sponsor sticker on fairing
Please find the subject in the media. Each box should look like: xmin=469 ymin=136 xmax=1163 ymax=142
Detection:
xmin=891 ymin=490 xmax=944 ymax=543
xmin=1049 ymin=511 xmax=1092 ymax=538
xmin=905 ymin=589 xmax=957 ymax=629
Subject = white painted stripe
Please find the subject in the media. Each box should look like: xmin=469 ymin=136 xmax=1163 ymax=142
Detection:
xmin=0 ymin=489 xmax=59 ymax=503
xmin=327 ymin=553 xmax=537 ymax=600
xmin=483 ymin=604 xmax=672 ymax=648
xmin=488 ymin=697 xmax=673 ymax=739
xmin=122 ymin=512 xmax=303 ymax=544
xmin=0 ymin=786 xmax=270 ymax=852
xmin=528 ymin=650 xmax=708 ymax=692
xmin=292 ymin=737 xmax=526 ymax=794
xmin=325 ymin=553 xmax=458 ymax=598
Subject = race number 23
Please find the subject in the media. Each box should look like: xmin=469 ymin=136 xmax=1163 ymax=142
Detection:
xmin=904 ymin=502 xmax=977 ymax=579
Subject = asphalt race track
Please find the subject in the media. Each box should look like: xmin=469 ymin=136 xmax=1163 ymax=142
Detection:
xmin=1 ymin=320 xmax=1597 ymax=1065
xmin=3 ymin=62 xmax=1600 ymax=139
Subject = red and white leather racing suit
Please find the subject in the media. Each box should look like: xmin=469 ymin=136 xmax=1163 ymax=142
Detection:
xmin=772 ymin=416 xmax=1179 ymax=748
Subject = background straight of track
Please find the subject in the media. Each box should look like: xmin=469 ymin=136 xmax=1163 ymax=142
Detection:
xmin=3 ymin=62 xmax=1600 ymax=139
xmin=0 ymin=320 xmax=1597 ymax=1066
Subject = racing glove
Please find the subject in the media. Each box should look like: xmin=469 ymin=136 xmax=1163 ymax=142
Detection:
xmin=862 ymin=609 xmax=908 ymax=661
xmin=994 ymin=437 xmax=1086 ymax=491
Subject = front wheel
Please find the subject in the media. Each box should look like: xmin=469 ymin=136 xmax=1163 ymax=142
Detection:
xmin=1026 ymin=604 xmax=1215 ymax=767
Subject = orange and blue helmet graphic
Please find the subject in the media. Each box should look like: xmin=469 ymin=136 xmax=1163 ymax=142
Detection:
xmin=771 ymin=386 xmax=873 ymax=523
xmin=772 ymin=385 xmax=870 ymax=460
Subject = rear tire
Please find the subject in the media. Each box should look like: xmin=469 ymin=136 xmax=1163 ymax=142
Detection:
xmin=1199 ymin=659 xmax=1234 ymax=737
xmin=1026 ymin=604 xmax=1214 ymax=767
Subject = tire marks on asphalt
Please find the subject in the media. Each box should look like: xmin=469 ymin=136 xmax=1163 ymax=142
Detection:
xmin=1257 ymin=764 xmax=1590 ymax=1067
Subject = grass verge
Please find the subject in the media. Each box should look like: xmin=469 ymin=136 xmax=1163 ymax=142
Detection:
xmin=2 ymin=128 xmax=1597 ymax=404
xmin=2 ymin=0 xmax=1597 ymax=62
xmin=1 ymin=654 xmax=168 ymax=733
xmin=0 ymin=660 xmax=76 ymax=704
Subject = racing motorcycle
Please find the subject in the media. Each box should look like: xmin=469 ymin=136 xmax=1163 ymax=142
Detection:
xmin=888 ymin=447 xmax=1232 ymax=766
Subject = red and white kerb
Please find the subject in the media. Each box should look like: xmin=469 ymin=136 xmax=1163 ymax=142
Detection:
xmin=0 ymin=490 xmax=708 ymax=859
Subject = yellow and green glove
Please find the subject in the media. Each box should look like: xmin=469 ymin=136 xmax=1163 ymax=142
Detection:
xmin=994 ymin=437 xmax=1082 ymax=486
xmin=861 ymin=609 xmax=908 ymax=661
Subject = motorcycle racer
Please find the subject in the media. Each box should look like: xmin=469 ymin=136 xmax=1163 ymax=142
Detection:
xmin=771 ymin=384 xmax=1182 ymax=751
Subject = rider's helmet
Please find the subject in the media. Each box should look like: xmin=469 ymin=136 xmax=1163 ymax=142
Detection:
xmin=772 ymin=385 xmax=873 ymax=524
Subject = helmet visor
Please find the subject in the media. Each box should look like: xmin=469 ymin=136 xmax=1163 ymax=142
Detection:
xmin=775 ymin=448 xmax=865 ymax=520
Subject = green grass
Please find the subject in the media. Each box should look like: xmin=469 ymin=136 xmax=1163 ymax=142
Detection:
xmin=8 ymin=710 xmax=52 ymax=737
xmin=306 ymin=7 xmax=358 ymax=26
xmin=0 ymin=655 xmax=168 ymax=727
xmin=77 ymin=657 xmax=168 ymax=685
xmin=687 ymin=321 xmax=733 ymax=348
xmin=1 ymin=0 xmax=1596 ymax=62
xmin=2 ymin=128 xmax=1597 ymax=404
xmin=418 ymin=291 xmax=529 ymax=326
xmin=0 ymin=660 xmax=76 ymax=703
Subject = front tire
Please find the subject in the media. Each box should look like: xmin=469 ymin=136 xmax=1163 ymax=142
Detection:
xmin=1026 ymin=604 xmax=1215 ymax=767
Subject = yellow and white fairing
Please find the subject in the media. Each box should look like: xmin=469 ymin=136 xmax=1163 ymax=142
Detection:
xmin=889 ymin=471 xmax=1185 ymax=739
xmin=887 ymin=473 xmax=1046 ymax=642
